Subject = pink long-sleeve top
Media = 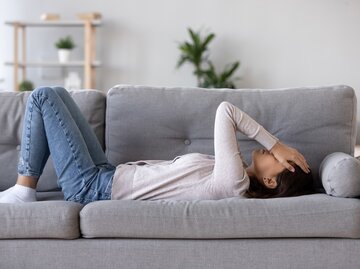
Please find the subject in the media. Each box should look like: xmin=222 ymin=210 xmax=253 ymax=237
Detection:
xmin=110 ymin=101 xmax=279 ymax=200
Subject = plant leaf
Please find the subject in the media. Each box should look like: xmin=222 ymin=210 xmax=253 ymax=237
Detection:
xmin=176 ymin=55 xmax=190 ymax=68
xmin=188 ymin=28 xmax=201 ymax=49
xmin=201 ymin=33 xmax=215 ymax=51
xmin=220 ymin=61 xmax=240 ymax=81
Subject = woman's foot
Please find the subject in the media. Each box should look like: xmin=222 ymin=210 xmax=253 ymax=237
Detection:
xmin=0 ymin=184 xmax=37 ymax=203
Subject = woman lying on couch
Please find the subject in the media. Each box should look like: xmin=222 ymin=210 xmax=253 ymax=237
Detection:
xmin=0 ymin=87 xmax=314 ymax=204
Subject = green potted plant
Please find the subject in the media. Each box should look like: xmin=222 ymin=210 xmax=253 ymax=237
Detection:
xmin=55 ymin=36 xmax=76 ymax=63
xmin=176 ymin=28 xmax=240 ymax=89
xmin=18 ymin=79 xmax=34 ymax=91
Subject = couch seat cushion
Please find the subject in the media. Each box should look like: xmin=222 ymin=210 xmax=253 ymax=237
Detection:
xmin=80 ymin=194 xmax=360 ymax=239
xmin=0 ymin=200 xmax=82 ymax=239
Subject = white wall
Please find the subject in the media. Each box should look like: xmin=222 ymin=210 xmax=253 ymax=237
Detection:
xmin=1 ymin=1 xmax=359 ymax=102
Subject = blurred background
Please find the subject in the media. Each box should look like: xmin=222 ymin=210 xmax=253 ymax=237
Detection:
xmin=0 ymin=0 xmax=359 ymax=141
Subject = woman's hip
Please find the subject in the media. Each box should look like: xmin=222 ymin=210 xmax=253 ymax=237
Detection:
xmin=66 ymin=163 xmax=116 ymax=205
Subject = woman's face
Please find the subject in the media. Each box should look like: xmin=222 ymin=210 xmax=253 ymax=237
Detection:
xmin=251 ymin=148 xmax=286 ymax=188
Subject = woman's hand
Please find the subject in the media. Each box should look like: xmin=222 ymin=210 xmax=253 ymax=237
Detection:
xmin=269 ymin=141 xmax=311 ymax=173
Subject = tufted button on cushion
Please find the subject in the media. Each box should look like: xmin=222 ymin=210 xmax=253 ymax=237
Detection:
xmin=184 ymin=139 xmax=191 ymax=145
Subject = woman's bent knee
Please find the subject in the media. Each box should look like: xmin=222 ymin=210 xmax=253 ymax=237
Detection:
xmin=31 ymin=86 xmax=54 ymax=101
xmin=31 ymin=86 xmax=61 ymax=102
xmin=52 ymin=86 xmax=68 ymax=95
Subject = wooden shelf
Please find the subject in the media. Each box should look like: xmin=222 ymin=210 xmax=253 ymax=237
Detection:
xmin=5 ymin=61 xmax=101 ymax=68
xmin=5 ymin=20 xmax=102 ymax=27
xmin=5 ymin=19 xmax=100 ymax=90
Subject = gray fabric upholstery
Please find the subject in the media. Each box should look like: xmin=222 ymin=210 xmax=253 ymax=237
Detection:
xmin=0 ymin=89 xmax=106 ymax=192
xmin=320 ymin=152 xmax=360 ymax=198
xmin=36 ymin=191 xmax=65 ymax=201
xmin=1 ymin=238 xmax=360 ymax=269
xmin=105 ymin=84 xmax=357 ymax=190
xmin=80 ymin=193 xmax=360 ymax=239
xmin=0 ymin=85 xmax=359 ymax=268
xmin=0 ymin=201 xmax=82 ymax=239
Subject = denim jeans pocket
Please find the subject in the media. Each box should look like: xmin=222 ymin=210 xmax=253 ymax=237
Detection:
xmin=69 ymin=187 xmax=110 ymax=205
xmin=68 ymin=167 xmax=114 ymax=205
xmin=75 ymin=188 xmax=110 ymax=204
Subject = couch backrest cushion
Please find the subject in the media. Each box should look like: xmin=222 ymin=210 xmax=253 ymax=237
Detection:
xmin=0 ymin=89 xmax=106 ymax=192
xmin=105 ymin=84 xmax=357 ymax=190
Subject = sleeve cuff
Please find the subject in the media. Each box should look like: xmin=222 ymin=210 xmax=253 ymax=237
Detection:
xmin=254 ymin=126 xmax=279 ymax=151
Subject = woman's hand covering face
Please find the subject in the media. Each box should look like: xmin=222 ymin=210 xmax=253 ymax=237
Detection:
xmin=269 ymin=141 xmax=311 ymax=173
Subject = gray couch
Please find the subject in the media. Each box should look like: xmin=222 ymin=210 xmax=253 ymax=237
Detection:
xmin=0 ymin=84 xmax=359 ymax=269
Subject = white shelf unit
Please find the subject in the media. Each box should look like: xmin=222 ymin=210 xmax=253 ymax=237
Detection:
xmin=5 ymin=61 xmax=101 ymax=68
xmin=5 ymin=20 xmax=102 ymax=90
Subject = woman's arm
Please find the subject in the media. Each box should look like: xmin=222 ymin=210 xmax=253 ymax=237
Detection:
xmin=211 ymin=101 xmax=279 ymax=195
xmin=212 ymin=101 xmax=310 ymax=189
xmin=219 ymin=102 xmax=279 ymax=150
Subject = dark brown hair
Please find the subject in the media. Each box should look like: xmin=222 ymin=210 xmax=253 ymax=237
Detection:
xmin=244 ymin=161 xmax=316 ymax=198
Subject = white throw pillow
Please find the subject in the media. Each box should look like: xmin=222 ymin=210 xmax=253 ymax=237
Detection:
xmin=319 ymin=152 xmax=360 ymax=198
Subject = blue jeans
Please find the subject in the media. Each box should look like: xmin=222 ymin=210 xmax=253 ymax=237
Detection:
xmin=17 ymin=86 xmax=116 ymax=205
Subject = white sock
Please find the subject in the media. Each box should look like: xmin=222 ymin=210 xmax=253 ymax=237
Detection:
xmin=0 ymin=184 xmax=37 ymax=203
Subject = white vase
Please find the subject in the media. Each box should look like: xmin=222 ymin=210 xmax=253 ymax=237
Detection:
xmin=58 ymin=49 xmax=71 ymax=63
xmin=64 ymin=72 xmax=82 ymax=90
